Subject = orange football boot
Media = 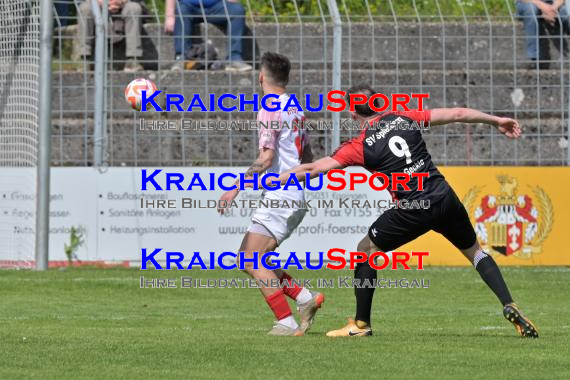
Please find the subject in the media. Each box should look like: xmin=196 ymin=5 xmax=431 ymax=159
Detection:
xmin=326 ymin=318 xmax=372 ymax=337
xmin=503 ymin=303 xmax=539 ymax=338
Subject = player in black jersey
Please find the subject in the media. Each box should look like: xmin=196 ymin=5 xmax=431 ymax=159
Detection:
xmin=270 ymin=84 xmax=538 ymax=338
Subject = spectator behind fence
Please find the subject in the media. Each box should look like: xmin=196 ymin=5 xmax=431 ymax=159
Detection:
xmin=165 ymin=0 xmax=253 ymax=72
xmin=516 ymin=0 xmax=570 ymax=69
xmin=76 ymin=0 xmax=146 ymax=72
xmin=54 ymin=0 xmax=74 ymax=26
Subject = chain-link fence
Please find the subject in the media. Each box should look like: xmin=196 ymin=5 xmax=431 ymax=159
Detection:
xmin=51 ymin=0 xmax=570 ymax=167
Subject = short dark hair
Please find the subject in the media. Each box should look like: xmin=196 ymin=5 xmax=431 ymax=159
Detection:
xmin=260 ymin=52 xmax=290 ymax=88
xmin=346 ymin=84 xmax=380 ymax=117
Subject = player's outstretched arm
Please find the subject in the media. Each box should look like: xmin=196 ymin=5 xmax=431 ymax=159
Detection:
xmin=430 ymin=108 xmax=522 ymax=139
xmin=217 ymin=148 xmax=275 ymax=214
xmin=272 ymin=156 xmax=343 ymax=186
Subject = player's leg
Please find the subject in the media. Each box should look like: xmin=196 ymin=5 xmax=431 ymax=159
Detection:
xmin=261 ymin=208 xmax=325 ymax=333
xmin=237 ymin=231 xmax=301 ymax=336
xmin=272 ymin=266 xmax=324 ymax=333
xmin=462 ymin=241 xmax=537 ymax=337
xmin=354 ymin=235 xmax=379 ymax=328
xmin=434 ymin=190 xmax=515 ymax=305
xmin=273 ymin=267 xmax=310 ymax=302
xmin=461 ymin=241 xmax=515 ymax=306
xmin=238 ymin=231 xmax=280 ymax=298
xmin=326 ymin=234 xmax=377 ymax=337
xmin=434 ymin=190 xmax=538 ymax=337
xmin=273 ymin=208 xmax=320 ymax=302
xmin=327 ymin=208 xmax=432 ymax=337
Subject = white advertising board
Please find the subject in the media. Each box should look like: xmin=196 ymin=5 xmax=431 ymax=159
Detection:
xmin=0 ymin=167 xmax=391 ymax=265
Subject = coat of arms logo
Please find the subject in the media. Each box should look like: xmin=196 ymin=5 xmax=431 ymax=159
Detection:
xmin=463 ymin=175 xmax=553 ymax=258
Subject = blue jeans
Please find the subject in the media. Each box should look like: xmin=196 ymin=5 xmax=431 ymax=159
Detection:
xmin=174 ymin=0 xmax=246 ymax=61
xmin=516 ymin=0 xmax=570 ymax=60
xmin=54 ymin=0 xmax=74 ymax=26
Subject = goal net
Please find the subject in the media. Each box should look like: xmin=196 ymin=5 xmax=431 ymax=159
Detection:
xmin=0 ymin=0 xmax=40 ymax=268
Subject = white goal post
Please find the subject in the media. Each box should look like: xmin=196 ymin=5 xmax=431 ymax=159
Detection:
xmin=0 ymin=0 xmax=51 ymax=269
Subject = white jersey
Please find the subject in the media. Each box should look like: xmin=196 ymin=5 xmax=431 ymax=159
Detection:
xmin=257 ymin=93 xmax=308 ymax=200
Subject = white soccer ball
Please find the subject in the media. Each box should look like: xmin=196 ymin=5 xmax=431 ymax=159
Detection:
xmin=124 ymin=78 xmax=157 ymax=111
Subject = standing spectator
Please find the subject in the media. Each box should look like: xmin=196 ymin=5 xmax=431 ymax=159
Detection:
xmin=165 ymin=0 xmax=253 ymax=72
xmin=76 ymin=0 xmax=146 ymax=72
xmin=516 ymin=0 xmax=570 ymax=69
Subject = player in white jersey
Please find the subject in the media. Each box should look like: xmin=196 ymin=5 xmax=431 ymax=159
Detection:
xmin=217 ymin=52 xmax=324 ymax=336
xmin=250 ymin=94 xmax=308 ymax=241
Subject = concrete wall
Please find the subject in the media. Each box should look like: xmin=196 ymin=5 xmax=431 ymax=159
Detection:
xmin=52 ymin=22 xmax=569 ymax=166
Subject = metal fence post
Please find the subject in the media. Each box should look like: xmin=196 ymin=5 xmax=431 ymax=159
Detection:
xmin=36 ymin=0 xmax=53 ymax=270
xmin=327 ymin=0 xmax=342 ymax=150
xmin=91 ymin=0 xmax=107 ymax=166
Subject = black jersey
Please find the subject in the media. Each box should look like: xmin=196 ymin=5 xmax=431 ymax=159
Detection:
xmin=331 ymin=110 xmax=450 ymax=203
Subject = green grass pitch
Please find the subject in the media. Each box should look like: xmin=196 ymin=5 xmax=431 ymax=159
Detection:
xmin=1 ymin=266 xmax=569 ymax=379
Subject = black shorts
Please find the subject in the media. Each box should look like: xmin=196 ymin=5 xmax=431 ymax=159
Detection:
xmin=368 ymin=189 xmax=477 ymax=252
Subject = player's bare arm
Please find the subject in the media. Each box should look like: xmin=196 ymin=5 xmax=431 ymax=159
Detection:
xmin=271 ymin=157 xmax=343 ymax=186
xmin=430 ymin=108 xmax=522 ymax=139
xmin=245 ymin=148 xmax=275 ymax=177
xmin=217 ymin=148 xmax=275 ymax=214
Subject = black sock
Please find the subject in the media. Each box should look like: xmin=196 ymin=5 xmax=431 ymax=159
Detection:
xmin=354 ymin=260 xmax=377 ymax=326
xmin=475 ymin=253 xmax=513 ymax=306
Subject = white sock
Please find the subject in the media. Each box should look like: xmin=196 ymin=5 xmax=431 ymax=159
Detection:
xmin=278 ymin=315 xmax=299 ymax=329
xmin=295 ymin=288 xmax=312 ymax=305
